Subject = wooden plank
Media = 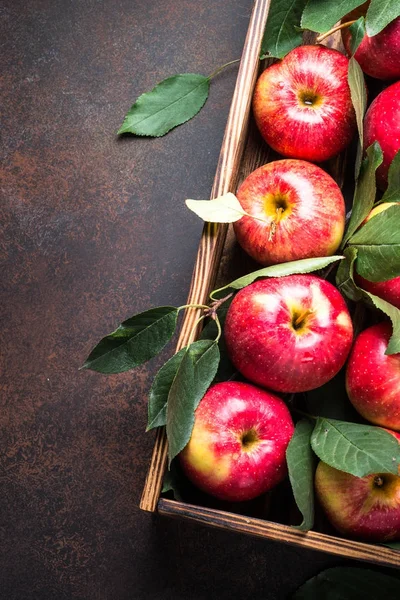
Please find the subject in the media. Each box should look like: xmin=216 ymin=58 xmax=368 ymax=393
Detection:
xmin=140 ymin=0 xmax=272 ymax=513
xmin=158 ymin=499 xmax=400 ymax=569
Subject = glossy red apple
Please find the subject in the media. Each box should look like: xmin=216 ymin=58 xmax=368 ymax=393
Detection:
xmin=346 ymin=322 xmax=400 ymax=431
xmin=364 ymin=81 xmax=400 ymax=189
xmin=252 ymin=45 xmax=357 ymax=163
xmin=354 ymin=203 xmax=400 ymax=308
xmin=342 ymin=5 xmax=400 ymax=80
xmin=233 ymin=159 xmax=345 ymax=266
xmin=179 ymin=381 xmax=294 ymax=502
xmin=315 ymin=430 xmax=400 ymax=542
xmin=224 ymin=274 xmax=353 ymax=393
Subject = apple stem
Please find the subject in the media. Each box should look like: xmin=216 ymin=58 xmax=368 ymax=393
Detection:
xmin=316 ymin=20 xmax=357 ymax=44
xmin=208 ymin=59 xmax=240 ymax=81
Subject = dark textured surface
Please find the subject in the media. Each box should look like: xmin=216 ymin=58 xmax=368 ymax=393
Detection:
xmin=0 ymin=1 xmax=394 ymax=599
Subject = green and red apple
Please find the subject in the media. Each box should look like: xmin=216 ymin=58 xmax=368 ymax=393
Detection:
xmin=179 ymin=381 xmax=294 ymax=502
xmin=252 ymin=45 xmax=356 ymax=162
xmin=224 ymin=274 xmax=353 ymax=393
xmin=234 ymin=159 xmax=345 ymax=266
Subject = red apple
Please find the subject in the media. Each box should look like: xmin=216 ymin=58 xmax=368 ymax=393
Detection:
xmin=252 ymin=45 xmax=357 ymax=163
xmin=354 ymin=202 xmax=400 ymax=308
xmin=224 ymin=274 xmax=353 ymax=393
xmin=342 ymin=5 xmax=400 ymax=80
xmin=233 ymin=159 xmax=345 ymax=266
xmin=346 ymin=322 xmax=400 ymax=431
xmin=179 ymin=381 xmax=294 ymax=502
xmin=364 ymin=81 xmax=400 ymax=189
xmin=315 ymin=430 xmax=400 ymax=542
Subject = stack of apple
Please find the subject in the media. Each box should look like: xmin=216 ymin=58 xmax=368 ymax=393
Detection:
xmin=181 ymin=26 xmax=400 ymax=544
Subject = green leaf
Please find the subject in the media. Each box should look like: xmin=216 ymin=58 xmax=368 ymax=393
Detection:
xmin=341 ymin=142 xmax=383 ymax=246
xmin=382 ymin=541 xmax=400 ymax=551
xmin=286 ymin=420 xmax=315 ymax=531
xmin=348 ymin=57 xmax=366 ymax=178
xmin=161 ymin=460 xmax=184 ymax=501
xmin=117 ymin=74 xmax=209 ymax=137
xmin=292 ymin=566 xmax=400 ymax=600
xmin=365 ymin=0 xmax=400 ymax=36
xmin=381 ymin=150 xmax=400 ymax=203
xmin=82 ymin=306 xmax=178 ymax=374
xmin=147 ymin=348 xmax=186 ymax=431
xmin=185 ymin=193 xmax=245 ymax=223
xmin=349 ymin=204 xmax=400 ymax=281
xmin=210 ymin=256 xmax=343 ymax=299
xmin=348 ymin=17 xmax=366 ymax=55
xmin=166 ymin=340 xmax=220 ymax=464
xmin=200 ymin=304 xmax=237 ymax=383
xmin=260 ymin=0 xmax=307 ymax=59
xmin=336 ymin=247 xmax=400 ymax=354
xmin=311 ymin=417 xmax=400 ymax=477
xmin=301 ymin=0 xmax=365 ymax=33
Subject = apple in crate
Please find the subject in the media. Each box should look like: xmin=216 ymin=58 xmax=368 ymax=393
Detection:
xmin=234 ymin=159 xmax=345 ymax=266
xmin=364 ymin=81 xmax=400 ymax=189
xmin=179 ymin=381 xmax=294 ymax=502
xmin=342 ymin=6 xmax=400 ymax=81
xmin=346 ymin=322 xmax=400 ymax=431
xmin=252 ymin=45 xmax=356 ymax=163
xmin=224 ymin=274 xmax=353 ymax=393
xmin=315 ymin=431 xmax=400 ymax=542
xmin=354 ymin=203 xmax=400 ymax=308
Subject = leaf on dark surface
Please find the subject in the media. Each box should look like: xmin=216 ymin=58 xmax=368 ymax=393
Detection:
xmin=365 ymin=0 xmax=400 ymax=36
xmin=311 ymin=417 xmax=400 ymax=477
xmin=117 ymin=74 xmax=209 ymax=137
xmin=166 ymin=340 xmax=219 ymax=464
xmin=210 ymin=256 xmax=343 ymax=299
xmin=301 ymin=0 xmax=365 ymax=33
xmin=82 ymin=306 xmax=178 ymax=373
xmin=341 ymin=142 xmax=383 ymax=246
xmin=381 ymin=150 xmax=400 ymax=203
xmin=260 ymin=0 xmax=307 ymax=59
xmin=292 ymin=566 xmax=400 ymax=599
xmin=286 ymin=420 xmax=315 ymax=531
xmin=186 ymin=193 xmax=245 ymax=223
xmin=349 ymin=204 xmax=400 ymax=281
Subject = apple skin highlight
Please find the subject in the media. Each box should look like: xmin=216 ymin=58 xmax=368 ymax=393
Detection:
xmin=179 ymin=381 xmax=294 ymax=502
xmin=252 ymin=45 xmax=356 ymax=162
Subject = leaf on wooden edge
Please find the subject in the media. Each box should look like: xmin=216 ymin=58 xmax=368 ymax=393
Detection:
xmin=365 ymin=0 xmax=400 ymax=36
xmin=349 ymin=16 xmax=366 ymax=55
xmin=311 ymin=417 xmax=400 ymax=477
xmin=336 ymin=247 xmax=400 ymax=355
xmin=301 ymin=0 xmax=365 ymax=33
xmin=81 ymin=306 xmax=178 ymax=374
xmin=147 ymin=348 xmax=186 ymax=431
xmin=200 ymin=301 xmax=237 ymax=383
xmin=166 ymin=340 xmax=219 ymax=464
xmin=185 ymin=193 xmax=245 ymax=223
xmin=210 ymin=255 xmax=343 ymax=299
xmin=348 ymin=204 xmax=400 ymax=282
xmin=286 ymin=420 xmax=315 ymax=531
xmin=341 ymin=142 xmax=383 ymax=246
xmin=117 ymin=74 xmax=209 ymax=137
xmin=260 ymin=0 xmax=307 ymax=59
xmin=382 ymin=541 xmax=400 ymax=551
xmin=381 ymin=150 xmax=400 ymax=203
xmin=161 ymin=460 xmax=184 ymax=501
xmin=292 ymin=566 xmax=400 ymax=599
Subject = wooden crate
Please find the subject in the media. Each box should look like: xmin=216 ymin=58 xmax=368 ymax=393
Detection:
xmin=140 ymin=0 xmax=400 ymax=569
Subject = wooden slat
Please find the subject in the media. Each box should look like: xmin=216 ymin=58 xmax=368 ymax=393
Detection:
xmin=140 ymin=0 xmax=272 ymax=513
xmin=158 ymin=499 xmax=400 ymax=569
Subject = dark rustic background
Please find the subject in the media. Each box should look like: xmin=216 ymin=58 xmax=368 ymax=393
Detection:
xmin=1 ymin=1 xmax=397 ymax=598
